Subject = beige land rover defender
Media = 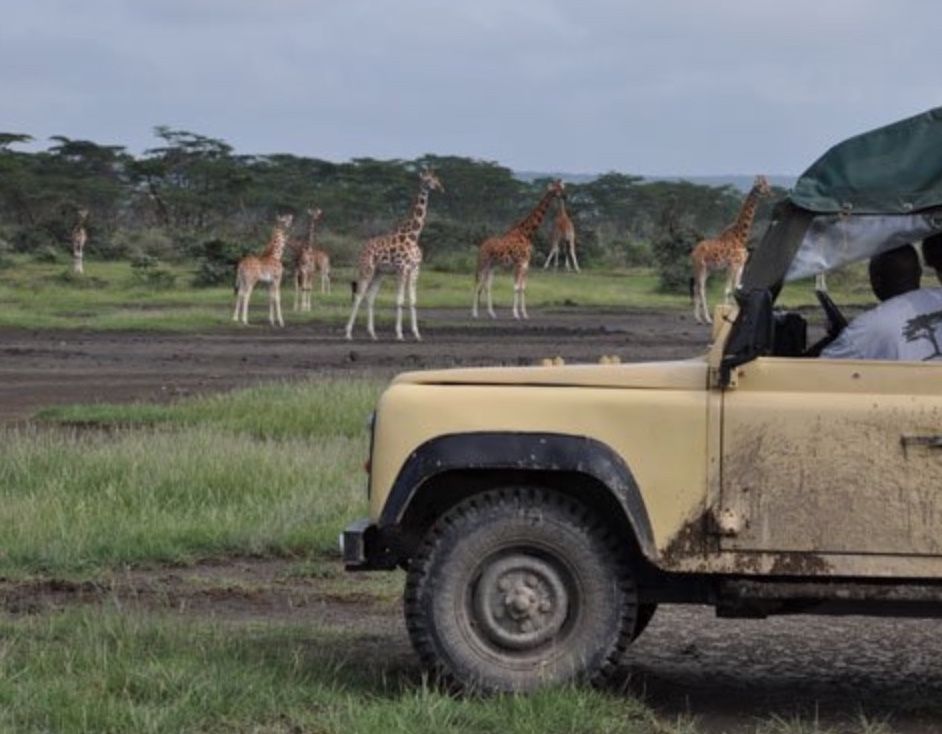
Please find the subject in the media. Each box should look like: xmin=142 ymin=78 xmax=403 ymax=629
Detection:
xmin=342 ymin=108 xmax=942 ymax=692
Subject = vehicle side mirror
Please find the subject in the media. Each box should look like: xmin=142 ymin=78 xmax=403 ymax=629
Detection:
xmin=720 ymin=289 xmax=773 ymax=385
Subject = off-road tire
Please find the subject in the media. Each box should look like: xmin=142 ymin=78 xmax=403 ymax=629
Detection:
xmin=404 ymin=487 xmax=639 ymax=692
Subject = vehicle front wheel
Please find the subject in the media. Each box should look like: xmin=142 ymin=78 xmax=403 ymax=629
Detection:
xmin=404 ymin=487 xmax=639 ymax=692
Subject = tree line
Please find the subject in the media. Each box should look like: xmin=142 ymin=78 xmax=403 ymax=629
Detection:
xmin=0 ymin=127 xmax=783 ymax=291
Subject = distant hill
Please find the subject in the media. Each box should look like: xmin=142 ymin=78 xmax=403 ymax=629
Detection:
xmin=514 ymin=171 xmax=797 ymax=192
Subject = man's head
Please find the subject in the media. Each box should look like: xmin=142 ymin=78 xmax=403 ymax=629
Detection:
xmin=869 ymin=244 xmax=922 ymax=302
xmin=923 ymin=233 xmax=942 ymax=283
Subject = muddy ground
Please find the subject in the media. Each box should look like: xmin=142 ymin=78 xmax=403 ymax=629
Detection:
xmin=3 ymin=306 xmax=941 ymax=733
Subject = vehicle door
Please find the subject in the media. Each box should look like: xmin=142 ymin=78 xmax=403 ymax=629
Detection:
xmin=719 ymin=357 xmax=942 ymax=556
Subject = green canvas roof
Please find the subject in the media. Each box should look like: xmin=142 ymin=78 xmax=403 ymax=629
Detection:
xmin=790 ymin=107 xmax=942 ymax=214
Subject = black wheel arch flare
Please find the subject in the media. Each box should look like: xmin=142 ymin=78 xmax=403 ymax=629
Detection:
xmin=378 ymin=432 xmax=656 ymax=560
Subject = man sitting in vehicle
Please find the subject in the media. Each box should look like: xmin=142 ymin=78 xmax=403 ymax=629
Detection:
xmin=821 ymin=243 xmax=942 ymax=361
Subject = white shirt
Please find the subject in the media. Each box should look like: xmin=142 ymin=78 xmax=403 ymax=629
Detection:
xmin=821 ymin=288 xmax=942 ymax=361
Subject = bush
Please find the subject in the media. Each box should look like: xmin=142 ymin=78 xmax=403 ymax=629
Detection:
xmin=32 ymin=245 xmax=63 ymax=264
xmin=193 ymin=238 xmax=249 ymax=287
xmin=108 ymin=227 xmax=177 ymax=261
xmin=130 ymin=255 xmax=177 ymax=289
xmin=12 ymin=227 xmax=59 ymax=255
xmin=653 ymin=225 xmax=700 ymax=293
xmin=426 ymin=248 xmax=477 ymax=273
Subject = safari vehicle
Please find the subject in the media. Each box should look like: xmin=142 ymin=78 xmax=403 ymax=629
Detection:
xmin=341 ymin=108 xmax=942 ymax=692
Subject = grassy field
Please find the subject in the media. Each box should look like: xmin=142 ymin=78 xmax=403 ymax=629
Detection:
xmin=0 ymin=257 xmax=876 ymax=332
xmin=1 ymin=379 xmax=908 ymax=732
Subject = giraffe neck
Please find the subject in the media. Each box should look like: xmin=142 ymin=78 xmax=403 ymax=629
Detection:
xmin=397 ymin=183 xmax=431 ymax=239
xmin=306 ymin=216 xmax=318 ymax=247
xmin=515 ymin=190 xmax=557 ymax=239
xmin=727 ymin=185 xmax=763 ymax=246
xmin=262 ymin=226 xmax=287 ymax=260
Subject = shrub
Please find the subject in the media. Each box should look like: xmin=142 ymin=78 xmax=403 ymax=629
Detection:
xmin=109 ymin=227 xmax=177 ymax=261
xmin=130 ymin=255 xmax=177 ymax=289
xmin=193 ymin=238 xmax=249 ymax=287
xmin=426 ymin=248 xmax=477 ymax=273
xmin=653 ymin=225 xmax=700 ymax=293
xmin=32 ymin=245 xmax=63 ymax=264
xmin=12 ymin=227 xmax=59 ymax=255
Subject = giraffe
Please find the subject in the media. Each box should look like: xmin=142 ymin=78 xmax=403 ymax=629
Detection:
xmin=473 ymin=179 xmax=565 ymax=319
xmin=232 ymin=212 xmax=294 ymax=326
xmin=690 ymin=175 xmax=772 ymax=324
xmin=544 ymin=196 xmax=579 ymax=272
xmin=291 ymin=207 xmax=324 ymax=312
xmin=345 ymin=168 xmax=443 ymax=341
xmin=71 ymin=208 xmax=89 ymax=275
xmin=313 ymin=248 xmax=331 ymax=294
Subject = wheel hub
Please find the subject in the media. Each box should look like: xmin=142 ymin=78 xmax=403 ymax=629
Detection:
xmin=474 ymin=555 xmax=569 ymax=650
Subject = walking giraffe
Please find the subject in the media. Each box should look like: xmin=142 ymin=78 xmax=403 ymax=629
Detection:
xmin=292 ymin=207 xmax=325 ymax=312
xmin=232 ymin=212 xmax=294 ymax=326
xmin=544 ymin=196 xmax=579 ymax=271
xmin=71 ymin=208 xmax=89 ymax=275
xmin=690 ymin=175 xmax=772 ymax=324
xmin=473 ymin=179 xmax=565 ymax=319
xmin=345 ymin=168 xmax=443 ymax=341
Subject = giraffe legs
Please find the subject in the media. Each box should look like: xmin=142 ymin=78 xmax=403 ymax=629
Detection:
xmin=543 ymin=241 xmax=559 ymax=270
xmin=408 ymin=267 xmax=421 ymax=341
xmin=321 ymin=268 xmax=331 ymax=294
xmin=815 ymin=272 xmax=828 ymax=292
xmin=240 ymin=283 xmax=255 ymax=325
xmin=269 ymin=280 xmax=284 ymax=327
xmin=394 ymin=272 xmax=407 ymax=341
xmin=233 ymin=279 xmax=243 ymax=322
xmin=345 ymin=278 xmax=369 ymax=340
xmin=567 ymin=235 xmax=579 ymax=272
xmin=365 ymin=276 xmax=383 ymax=341
xmin=512 ymin=264 xmax=529 ymax=320
xmin=693 ymin=267 xmax=711 ymax=325
xmin=293 ymin=272 xmax=301 ymax=312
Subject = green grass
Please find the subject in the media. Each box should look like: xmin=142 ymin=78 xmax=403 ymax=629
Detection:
xmin=0 ymin=256 xmax=876 ymax=332
xmin=2 ymin=380 xmax=381 ymax=576
xmin=0 ymin=609 xmax=682 ymax=734
xmin=36 ymin=379 xmax=382 ymax=440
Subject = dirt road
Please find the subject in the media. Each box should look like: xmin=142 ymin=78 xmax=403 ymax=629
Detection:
xmin=0 ymin=307 xmax=707 ymax=421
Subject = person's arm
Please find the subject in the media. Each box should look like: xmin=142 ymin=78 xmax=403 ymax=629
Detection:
xmin=820 ymin=308 xmax=899 ymax=360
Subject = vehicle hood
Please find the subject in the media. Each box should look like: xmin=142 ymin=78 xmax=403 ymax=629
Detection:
xmin=392 ymin=358 xmax=709 ymax=390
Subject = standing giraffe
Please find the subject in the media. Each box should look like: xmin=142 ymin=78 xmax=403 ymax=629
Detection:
xmin=292 ymin=207 xmax=324 ymax=312
xmin=232 ymin=212 xmax=294 ymax=326
xmin=314 ymin=248 xmax=331 ymax=294
xmin=345 ymin=168 xmax=443 ymax=341
xmin=690 ymin=175 xmax=772 ymax=324
xmin=544 ymin=196 xmax=579 ymax=272
xmin=71 ymin=208 xmax=89 ymax=275
xmin=473 ymin=179 xmax=565 ymax=319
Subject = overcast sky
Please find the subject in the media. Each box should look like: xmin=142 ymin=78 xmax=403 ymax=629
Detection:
xmin=2 ymin=0 xmax=939 ymax=175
